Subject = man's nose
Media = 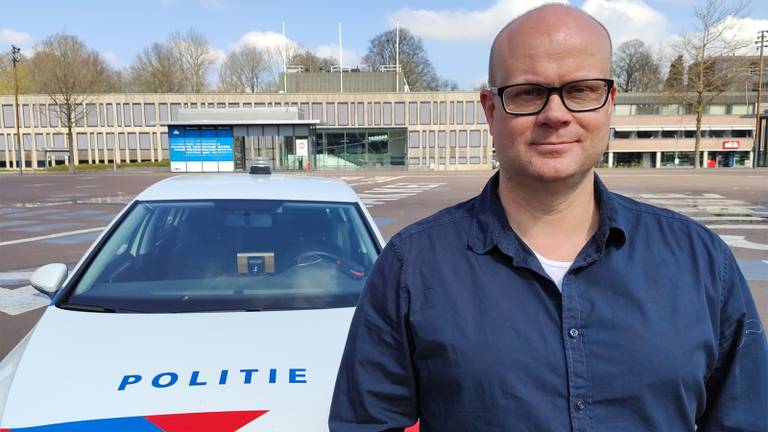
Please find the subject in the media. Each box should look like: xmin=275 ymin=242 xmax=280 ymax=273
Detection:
xmin=536 ymin=92 xmax=572 ymax=127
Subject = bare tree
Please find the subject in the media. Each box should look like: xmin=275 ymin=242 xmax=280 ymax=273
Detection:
xmin=289 ymin=50 xmax=336 ymax=73
xmin=363 ymin=27 xmax=441 ymax=91
xmin=262 ymin=42 xmax=303 ymax=91
xmin=169 ymin=30 xmax=213 ymax=93
xmin=219 ymin=46 xmax=269 ymax=93
xmin=128 ymin=42 xmax=185 ymax=93
xmin=613 ymin=39 xmax=661 ymax=92
xmin=0 ymin=52 xmax=33 ymax=95
xmin=664 ymin=54 xmax=686 ymax=91
xmin=671 ymin=0 xmax=751 ymax=168
xmin=29 ymin=33 xmax=117 ymax=173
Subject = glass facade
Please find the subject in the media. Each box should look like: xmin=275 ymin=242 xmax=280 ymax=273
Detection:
xmin=315 ymin=128 xmax=407 ymax=168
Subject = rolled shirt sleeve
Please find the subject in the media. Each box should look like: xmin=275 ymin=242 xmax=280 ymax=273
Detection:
xmin=699 ymin=244 xmax=768 ymax=431
xmin=329 ymin=239 xmax=419 ymax=432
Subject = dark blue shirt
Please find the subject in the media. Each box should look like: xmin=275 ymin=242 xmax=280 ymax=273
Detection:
xmin=330 ymin=173 xmax=768 ymax=432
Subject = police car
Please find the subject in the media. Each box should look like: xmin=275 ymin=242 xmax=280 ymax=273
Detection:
xmin=0 ymin=169 xmax=386 ymax=431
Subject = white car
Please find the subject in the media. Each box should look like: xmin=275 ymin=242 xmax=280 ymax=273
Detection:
xmin=0 ymin=172 xmax=385 ymax=431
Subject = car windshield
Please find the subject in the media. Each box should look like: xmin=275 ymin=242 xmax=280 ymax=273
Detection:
xmin=61 ymin=199 xmax=380 ymax=313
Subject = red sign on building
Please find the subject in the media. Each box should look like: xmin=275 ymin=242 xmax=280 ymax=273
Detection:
xmin=722 ymin=140 xmax=740 ymax=149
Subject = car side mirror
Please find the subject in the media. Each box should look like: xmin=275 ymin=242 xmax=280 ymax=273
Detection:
xmin=30 ymin=263 xmax=68 ymax=297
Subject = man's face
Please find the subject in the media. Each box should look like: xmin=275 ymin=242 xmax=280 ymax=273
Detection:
xmin=480 ymin=12 xmax=616 ymax=184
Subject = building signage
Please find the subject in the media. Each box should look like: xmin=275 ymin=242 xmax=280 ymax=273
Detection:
xmin=722 ymin=140 xmax=740 ymax=149
xmin=169 ymin=126 xmax=234 ymax=172
xmin=296 ymin=138 xmax=308 ymax=157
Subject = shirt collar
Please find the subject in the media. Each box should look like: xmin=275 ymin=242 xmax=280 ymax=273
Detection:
xmin=468 ymin=172 xmax=627 ymax=260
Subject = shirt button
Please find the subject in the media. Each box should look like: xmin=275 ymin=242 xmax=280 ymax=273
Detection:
xmin=575 ymin=400 xmax=586 ymax=411
xmin=569 ymin=328 xmax=580 ymax=338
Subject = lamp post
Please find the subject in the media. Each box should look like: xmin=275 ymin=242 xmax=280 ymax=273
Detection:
xmin=755 ymin=30 xmax=767 ymax=168
xmin=11 ymin=45 xmax=22 ymax=175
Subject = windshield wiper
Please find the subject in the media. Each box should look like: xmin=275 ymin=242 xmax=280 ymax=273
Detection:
xmin=58 ymin=303 xmax=145 ymax=313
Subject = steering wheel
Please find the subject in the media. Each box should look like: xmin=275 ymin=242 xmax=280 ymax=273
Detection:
xmin=293 ymin=251 xmax=366 ymax=280
xmin=295 ymin=251 xmax=342 ymax=267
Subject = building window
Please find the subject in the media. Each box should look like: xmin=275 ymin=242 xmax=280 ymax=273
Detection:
xmin=459 ymin=130 xmax=468 ymax=147
xmin=86 ymin=104 xmax=98 ymax=127
xmin=438 ymin=131 xmax=446 ymax=148
xmin=408 ymin=102 xmax=418 ymax=125
xmin=326 ymin=103 xmax=336 ymax=126
xmin=613 ymin=105 xmax=631 ymax=116
xmin=373 ymin=102 xmax=381 ymax=126
xmin=707 ymin=104 xmax=726 ymax=115
xmin=2 ymin=105 xmax=14 ymax=128
xmin=22 ymin=104 xmax=31 ymax=127
xmin=76 ymin=133 xmax=88 ymax=150
xmin=128 ymin=133 xmax=138 ymax=149
xmin=106 ymin=104 xmax=115 ymax=127
xmin=419 ymin=102 xmax=431 ymax=125
xmin=455 ymin=101 xmax=464 ymax=124
xmin=450 ymin=130 xmax=457 ymax=147
xmin=465 ymin=101 xmax=475 ymax=125
xmin=439 ymin=101 xmax=447 ymax=124
xmin=338 ymin=103 xmax=349 ymax=126
xmin=38 ymin=105 xmax=49 ymax=128
xmin=158 ymin=104 xmax=168 ymax=123
xmin=395 ymin=102 xmax=405 ymax=125
xmin=470 ymin=156 xmax=481 ymax=164
xmin=357 ymin=102 xmax=365 ymax=126
xmin=139 ymin=132 xmax=151 ymax=149
xmin=476 ymin=103 xmax=487 ymax=124
xmin=132 ymin=103 xmax=144 ymax=126
xmin=458 ymin=156 xmax=468 ymax=164
xmin=470 ymin=130 xmax=481 ymax=147
xmin=428 ymin=131 xmax=436 ymax=148
xmin=106 ymin=133 xmax=116 ymax=150
xmin=383 ymin=102 xmax=393 ymax=126
xmin=312 ymin=103 xmax=323 ymax=121
xmin=408 ymin=131 xmax=420 ymax=148
xmin=144 ymin=104 xmax=157 ymax=125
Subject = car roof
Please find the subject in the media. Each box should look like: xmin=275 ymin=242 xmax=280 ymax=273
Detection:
xmin=135 ymin=174 xmax=360 ymax=203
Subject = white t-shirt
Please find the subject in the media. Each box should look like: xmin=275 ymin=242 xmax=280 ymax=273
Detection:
xmin=532 ymin=251 xmax=573 ymax=292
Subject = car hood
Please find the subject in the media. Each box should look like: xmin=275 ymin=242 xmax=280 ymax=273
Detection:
xmin=0 ymin=305 xmax=355 ymax=431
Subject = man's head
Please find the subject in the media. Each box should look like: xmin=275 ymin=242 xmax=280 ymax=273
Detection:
xmin=480 ymin=4 xmax=617 ymax=185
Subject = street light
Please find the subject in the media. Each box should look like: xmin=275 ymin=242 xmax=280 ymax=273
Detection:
xmin=11 ymin=45 xmax=22 ymax=175
xmin=755 ymin=30 xmax=768 ymax=168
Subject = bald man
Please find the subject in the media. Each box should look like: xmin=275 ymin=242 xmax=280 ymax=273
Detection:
xmin=330 ymin=5 xmax=768 ymax=431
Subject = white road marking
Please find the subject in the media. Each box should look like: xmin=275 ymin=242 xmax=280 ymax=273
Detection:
xmin=0 ymin=285 xmax=50 ymax=315
xmin=706 ymin=225 xmax=768 ymax=230
xmin=24 ymin=183 xmax=55 ymax=187
xmin=75 ymin=185 xmax=99 ymax=189
xmin=624 ymin=192 xmax=768 ymax=251
xmin=719 ymin=235 xmax=768 ymax=251
xmin=0 ymin=227 xmax=106 ymax=247
xmin=349 ymin=176 xmax=405 ymax=186
xmin=0 ymin=271 xmax=34 ymax=282
xmin=359 ymin=182 xmax=444 ymax=207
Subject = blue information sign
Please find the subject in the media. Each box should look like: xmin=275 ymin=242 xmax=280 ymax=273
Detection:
xmin=168 ymin=126 xmax=234 ymax=168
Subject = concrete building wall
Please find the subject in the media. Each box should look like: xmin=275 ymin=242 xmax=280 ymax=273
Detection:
xmin=0 ymin=92 xmax=763 ymax=170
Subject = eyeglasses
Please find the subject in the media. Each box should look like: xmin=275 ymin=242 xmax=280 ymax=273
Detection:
xmin=489 ymin=78 xmax=614 ymax=115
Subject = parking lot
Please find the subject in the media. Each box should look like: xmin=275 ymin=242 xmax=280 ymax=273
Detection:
xmin=1 ymin=168 xmax=766 ymax=360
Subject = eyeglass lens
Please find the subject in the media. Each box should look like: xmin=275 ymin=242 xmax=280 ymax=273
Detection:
xmin=503 ymin=80 xmax=609 ymax=114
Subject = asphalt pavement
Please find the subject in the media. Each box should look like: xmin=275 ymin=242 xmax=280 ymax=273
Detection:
xmin=0 ymin=168 xmax=766 ymax=360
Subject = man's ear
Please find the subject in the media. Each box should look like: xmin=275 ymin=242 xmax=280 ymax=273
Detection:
xmin=479 ymin=89 xmax=496 ymax=133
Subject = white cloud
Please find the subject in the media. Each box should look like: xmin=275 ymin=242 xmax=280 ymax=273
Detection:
xmin=721 ymin=16 xmax=768 ymax=55
xmin=0 ymin=29 xmax=35 ymax=53
xmin=207 ymin=47 xmax=227 ymax=65
xmin=315 ymin=44 xmax=361 ymax=67
xmin=101 ymin=51 xmax=125 ymax=68
xmin=388 ymin=0 xmax=567 ymax=42
xmin=581 ymin=0 xmax=669 ymax=48
xmin=230 ymin=31 xmax=300 ymax=52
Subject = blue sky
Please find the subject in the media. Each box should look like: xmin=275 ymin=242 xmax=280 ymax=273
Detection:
xmin=2 ymin=0 xmax=767 ymax=89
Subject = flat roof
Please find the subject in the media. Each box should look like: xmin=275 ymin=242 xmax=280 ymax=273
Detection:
xmin=155 ymin=107 xmax=322 ymax=127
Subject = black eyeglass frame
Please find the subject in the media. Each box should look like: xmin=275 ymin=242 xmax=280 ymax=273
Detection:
xmin=489 ymin=78 xmax=615 ymax=115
